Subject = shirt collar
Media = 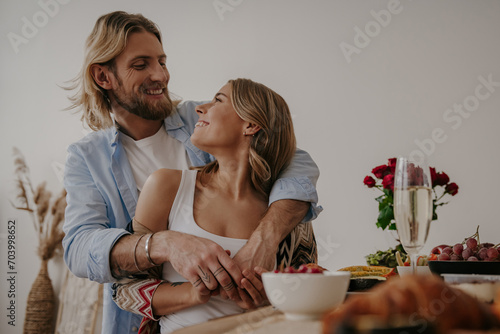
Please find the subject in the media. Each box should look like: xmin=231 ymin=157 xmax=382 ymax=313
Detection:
xmin=163 ymin=110 xmax=184 ymax=131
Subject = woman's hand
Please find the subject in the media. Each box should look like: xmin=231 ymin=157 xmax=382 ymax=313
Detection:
xmin=240 ymin=267 xmax=268 ymax=307
xmin=189 ymin=283 xmax=220 ymax=305
xmin=219 ymin=266 xmax=269 ymax=309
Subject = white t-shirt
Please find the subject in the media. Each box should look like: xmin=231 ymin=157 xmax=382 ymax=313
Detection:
xmin=120 ymin=126 xmax=191 ymax=191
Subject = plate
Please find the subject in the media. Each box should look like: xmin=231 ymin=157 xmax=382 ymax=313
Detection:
xmin=428 ymin=261 xmax=500 ymax=275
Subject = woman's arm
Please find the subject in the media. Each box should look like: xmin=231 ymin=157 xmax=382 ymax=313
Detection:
xmin=113 ymin=169 xmax=211 ymax=317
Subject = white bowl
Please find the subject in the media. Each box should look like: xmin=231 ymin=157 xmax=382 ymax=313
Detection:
xmin=397 ymin=266 xmax=432 ymax=278
xmin=262 ymin=271 xmax=350 ymax=320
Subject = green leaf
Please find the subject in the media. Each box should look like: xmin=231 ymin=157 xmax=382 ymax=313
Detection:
xmin=377 ymin=205 xmax=394 ymax=230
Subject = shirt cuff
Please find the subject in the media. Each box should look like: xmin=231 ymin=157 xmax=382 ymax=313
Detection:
xmin=87 ymin=228 xmax=131 ymax=283
xmin=268 ymin=177 xmax=323 ymax=222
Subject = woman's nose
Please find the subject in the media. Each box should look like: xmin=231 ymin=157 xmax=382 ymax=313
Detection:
xmin=196 ymin=103 xmax=210 ymax=114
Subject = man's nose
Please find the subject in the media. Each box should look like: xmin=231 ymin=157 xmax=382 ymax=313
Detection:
xmin=149 ymin=63 xmax=169 ymax=82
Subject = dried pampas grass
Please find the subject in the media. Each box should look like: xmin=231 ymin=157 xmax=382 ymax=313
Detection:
xmin=11 ymin=147 xmax=66 ymax=260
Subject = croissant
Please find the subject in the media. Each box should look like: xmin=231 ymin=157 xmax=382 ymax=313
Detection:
xmin=322 ymin=274 xmax=500 ymax=333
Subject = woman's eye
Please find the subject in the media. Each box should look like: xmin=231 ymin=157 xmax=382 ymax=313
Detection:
xmin=215 ymin=98 xmax=222 ymax=103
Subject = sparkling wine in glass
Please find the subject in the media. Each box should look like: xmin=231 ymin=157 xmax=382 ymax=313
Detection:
xmin=394 ymin=157 xmax=433 ymax=274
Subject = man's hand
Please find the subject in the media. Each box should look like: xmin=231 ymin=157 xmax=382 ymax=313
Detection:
xmin=151 ymin=231 xmax=243 ymax=301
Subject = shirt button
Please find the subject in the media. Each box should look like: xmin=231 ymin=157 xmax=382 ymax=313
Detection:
xmin=132 ymin=326 xmax=138 ymax=332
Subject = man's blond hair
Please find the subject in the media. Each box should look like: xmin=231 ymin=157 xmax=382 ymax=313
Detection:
xmin=65 ymin=11 xmax=162 ymax=130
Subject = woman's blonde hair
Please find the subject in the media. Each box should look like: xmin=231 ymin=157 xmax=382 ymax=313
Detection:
xmin=201 ymin=78 xmax=297 ymax=197
xmin=65 ymin=11 xmax=163 ymax=130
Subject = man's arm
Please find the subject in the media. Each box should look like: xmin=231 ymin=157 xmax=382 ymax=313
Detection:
xmin=233 ymin=199 xmax=309 ymax=271
xmin=268 ymin=148 xmax=322 ymax=222
xmin=234 ymin=147 xmax=322 ymax=271
xmin=63 ymin=144 xmax=132 ymax=283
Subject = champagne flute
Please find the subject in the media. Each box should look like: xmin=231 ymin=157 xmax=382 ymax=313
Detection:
xmin=393 ymin=156 xmax=433 ymax=275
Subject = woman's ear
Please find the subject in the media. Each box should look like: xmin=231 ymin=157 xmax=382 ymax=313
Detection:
xmin=90 ymin=64 xmax=114 ymax=90
xmin=244 ymin=123 xmax=261 ymax=136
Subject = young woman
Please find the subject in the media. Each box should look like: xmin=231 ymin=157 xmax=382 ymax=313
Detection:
xmin=114 ymin=78 xmax=317 ymax=333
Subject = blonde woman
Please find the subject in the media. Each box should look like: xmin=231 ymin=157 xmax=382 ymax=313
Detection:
xmin=114 ymin=78 xmax=317 ymax=333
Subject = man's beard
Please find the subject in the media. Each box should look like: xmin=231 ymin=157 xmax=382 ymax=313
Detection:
xmin=112 ymin=78 xmax=174 ymax=121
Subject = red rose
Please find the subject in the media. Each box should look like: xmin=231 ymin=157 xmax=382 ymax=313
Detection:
xmin=372 ymin=165 xmax=389 ymax=179
xmin=388 ymin=158 xmax=397 ymax=174
xmin=363 ymin=176 xmax=376 ymax=188
xmin=382 ymin=174 xmax=394 ymax=191
xmin=445 ymin=182 xmax=459 ymax=196
xmin=435 ymin=172 xmax=450 ymax=187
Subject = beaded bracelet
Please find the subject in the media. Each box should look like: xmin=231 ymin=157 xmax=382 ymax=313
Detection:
xmin=145 ymin=233 xmax=160 ymax=267
xmin=133 ymin=234 xmax=146 ymax=272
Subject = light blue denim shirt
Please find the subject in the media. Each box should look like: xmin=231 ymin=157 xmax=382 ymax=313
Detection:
xmin=62 ymin=100 xmax=322 ymax=334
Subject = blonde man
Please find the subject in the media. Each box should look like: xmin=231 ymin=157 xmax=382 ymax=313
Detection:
xmin=63 ymin=11 xmax=321 ymax=334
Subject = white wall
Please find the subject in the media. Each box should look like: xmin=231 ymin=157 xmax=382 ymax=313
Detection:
xmin=1 ymin=0 xmax=499 ymax=332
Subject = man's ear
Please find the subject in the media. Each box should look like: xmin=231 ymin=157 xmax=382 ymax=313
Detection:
xmin=245 ymin=123 xmax=261 ymax=136
xmin=90 ymin=64 xmax=114 ymax=90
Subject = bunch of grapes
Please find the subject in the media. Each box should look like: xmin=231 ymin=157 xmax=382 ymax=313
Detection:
xmin=430 ymin=226 xmax=500 ymax=262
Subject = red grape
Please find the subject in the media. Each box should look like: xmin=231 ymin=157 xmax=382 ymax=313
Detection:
xmin=453 ymin=243 xmax=464 ymax=256
xmin=462 ymin=248 xmax=473 ymax=260
xmin=442 ymin=247 xmax=453 ymax=255
xmin=466 ymin=238 xmax=478 ymax=250
xmin=438 ymin=253 xmax=450 ymax=261
xmin=478 ymin=248 xmax=488 ymax=260
xmin=487 ymin=248 xmax=499 ymax=260
xmin=467 ymin=256 xmax=478 ymax=261
xmin=450 ymin=254 xmax=461 ymax=261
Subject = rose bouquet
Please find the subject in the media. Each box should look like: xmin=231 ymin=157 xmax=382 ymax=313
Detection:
xmin=363 ymin=157 xmax=459 ymax=231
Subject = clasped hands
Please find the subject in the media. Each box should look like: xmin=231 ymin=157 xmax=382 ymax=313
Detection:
xmin=165 ymin=231 xmax=273 ymax=309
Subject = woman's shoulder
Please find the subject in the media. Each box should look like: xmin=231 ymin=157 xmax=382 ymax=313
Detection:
xmin=143 ymin=169 xmax=184 ymax=197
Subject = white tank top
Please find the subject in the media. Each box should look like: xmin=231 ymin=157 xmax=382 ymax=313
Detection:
xmin=159 ymin=170 xmax=248 ymax=333
xmin=120 ymin=126 xmax=190 ymax=191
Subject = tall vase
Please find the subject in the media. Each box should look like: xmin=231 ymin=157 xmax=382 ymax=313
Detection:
xmin=23 ymin=259 xmax=56 ymax=334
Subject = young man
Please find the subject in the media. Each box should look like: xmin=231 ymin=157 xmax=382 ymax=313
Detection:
xmin=63 ymin=11 xmax=321 ymax=334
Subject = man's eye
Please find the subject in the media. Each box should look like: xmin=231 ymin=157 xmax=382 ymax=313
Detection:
xmin=160 ymin=62 xmax=167 ymax=68
xmin=133 ymin=63 xmax=146 ymax=70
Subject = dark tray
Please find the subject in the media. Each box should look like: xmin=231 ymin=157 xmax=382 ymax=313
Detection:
xmin=428 ymin=260 xmax=500 ymax=275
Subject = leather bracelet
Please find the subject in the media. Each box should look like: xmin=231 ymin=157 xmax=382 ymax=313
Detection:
xmin=133 ymin=234 xmax=146 ymax=272
xmin=145 ymin=233 xmax=159 ymax=267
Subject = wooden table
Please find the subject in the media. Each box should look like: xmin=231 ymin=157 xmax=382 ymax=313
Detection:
xmin=172 ymin=306 xmax=322 ymax=334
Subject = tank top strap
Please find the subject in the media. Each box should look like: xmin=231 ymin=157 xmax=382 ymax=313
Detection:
xmin=167 ymin=169 xmax=198 ymax=230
